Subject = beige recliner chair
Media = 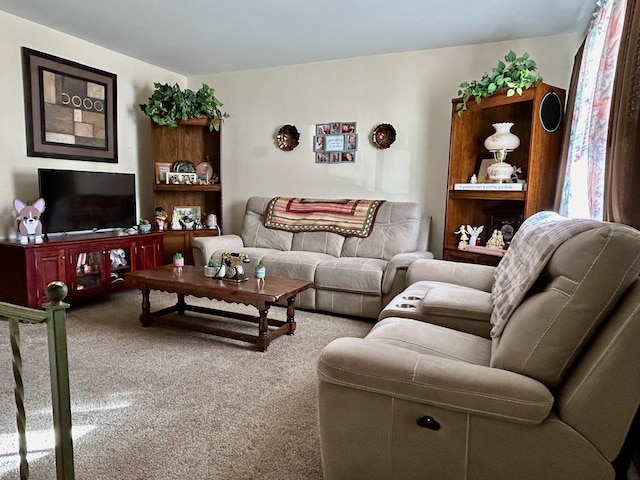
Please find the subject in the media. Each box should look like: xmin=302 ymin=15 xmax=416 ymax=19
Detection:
xmin=317 ymin=212 xmax=640 ymax=480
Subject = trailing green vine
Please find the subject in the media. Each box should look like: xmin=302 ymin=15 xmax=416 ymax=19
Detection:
xmin=456 ymin=50 xmax=543 ymax=115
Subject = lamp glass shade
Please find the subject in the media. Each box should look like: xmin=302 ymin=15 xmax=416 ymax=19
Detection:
xmin=484 ymin=122 xmax=520 ymax=152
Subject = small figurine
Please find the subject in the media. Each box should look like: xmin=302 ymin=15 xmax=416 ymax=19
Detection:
xmin=466 ymin=225 xmax=484 ymax=247
xmin=486 ymin=229 xmax=506 ymax=249
xmin=155 ymin=207 xmax=168 ymax=231
xmin=470 ymin=174 xmax=478 ymax=184
xmin=511 ymin=166 xmax=523 ymax=183
xmin=455 ymin=225 xmax=469 ymax=250
xmin=171 ymin=213 xmax=182 ymax=230
xmin=14 ymin=198 xmax=45 ymax=244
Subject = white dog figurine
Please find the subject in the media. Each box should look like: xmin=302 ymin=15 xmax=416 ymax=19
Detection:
xmin=14 ymin=198 xmax=46 ymax=244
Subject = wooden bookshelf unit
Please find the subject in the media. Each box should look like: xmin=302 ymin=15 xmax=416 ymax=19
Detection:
xmin=443 ymin=83 xmax=566 ymax=265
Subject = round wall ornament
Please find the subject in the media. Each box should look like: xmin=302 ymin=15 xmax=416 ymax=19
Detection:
xmin=276 ymin=124 xmax=300 ymax=151
xmin=371 ymin=123 xmax=396 ymax=149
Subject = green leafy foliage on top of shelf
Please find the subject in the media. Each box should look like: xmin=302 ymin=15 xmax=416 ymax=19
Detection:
xmin=139 ymin=82 xmax=229 ymax=131
xmin=456 ymin=51 xmax=543 ymax=115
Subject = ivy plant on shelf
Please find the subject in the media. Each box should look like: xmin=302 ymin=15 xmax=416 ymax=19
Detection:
xmin=139 ymin=82 xmax=229 ymax=131
xmin=456 ymin=50 xmax=543 ymax=115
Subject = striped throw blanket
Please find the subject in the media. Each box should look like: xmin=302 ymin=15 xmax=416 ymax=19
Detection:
xmin=490 ymin=211 xmax=603 ymax=338
xmin=264 ymin=197 xmax=384 ymax=237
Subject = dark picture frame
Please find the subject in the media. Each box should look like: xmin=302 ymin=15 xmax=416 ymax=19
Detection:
xmin=21 ymin=47 xmax=118 ymax=163
xmin=490 ymin=211 xmax=523 ymax=244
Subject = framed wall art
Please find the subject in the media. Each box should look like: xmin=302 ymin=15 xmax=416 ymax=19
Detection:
xmin=314 ymin=122 xmax=357 ymax=164
xmin=21 ymin=47 xmax=118 ymax=163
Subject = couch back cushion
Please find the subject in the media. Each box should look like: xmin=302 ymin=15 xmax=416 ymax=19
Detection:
xmin=292 ymin=232 xmax=345 ymax=257
xmin=491 ymin=224 xmax=640 ymax=387
xmin=241 ymin=197 xmax=293 ymax=251
xmin=341 ymin=202 xmax=422 ymax=260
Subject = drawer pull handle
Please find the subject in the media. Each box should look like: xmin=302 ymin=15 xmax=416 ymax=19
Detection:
xmin=417 ymin=415 xmax=440 ymax=430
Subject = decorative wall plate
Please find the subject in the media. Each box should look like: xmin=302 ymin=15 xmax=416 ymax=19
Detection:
xmin=276 ymin=124 xmax=300 ymax=151
xmin=372 ymin=123 xmax=396 ymax=149
xmin=196 ymin=162 xmax=213 ymax=183
xmin=172 ymin=160 xmax=196 ymax=173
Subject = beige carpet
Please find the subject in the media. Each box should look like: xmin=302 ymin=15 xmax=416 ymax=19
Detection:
xmin=0 ymin=290 xmax=373 ymax=479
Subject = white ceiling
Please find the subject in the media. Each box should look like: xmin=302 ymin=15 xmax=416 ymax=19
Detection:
xmin=0 ymin=0 xmax=595 ymax=76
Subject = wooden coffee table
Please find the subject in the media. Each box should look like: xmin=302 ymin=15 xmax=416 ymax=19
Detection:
xmin=125 ymin=265 xmax=312 ymax=351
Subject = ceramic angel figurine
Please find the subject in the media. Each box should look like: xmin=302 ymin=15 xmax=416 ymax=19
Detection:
xmin=466 ymin=225 xmax=484 ymax=247
xmin=455 ymin=225 xmax=469 ymax=250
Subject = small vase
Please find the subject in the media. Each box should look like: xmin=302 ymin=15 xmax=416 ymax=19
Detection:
xmin=254 ymin=265 xmax=266 ymax=279
xmin=255 ymin=265 xmax=266 ymax=288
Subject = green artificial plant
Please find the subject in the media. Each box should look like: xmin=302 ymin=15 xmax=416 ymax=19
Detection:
xmin=139 ymin=82 xmax=229 ymax=131
xmin=456 ymin=50 xmax=543 ymax=115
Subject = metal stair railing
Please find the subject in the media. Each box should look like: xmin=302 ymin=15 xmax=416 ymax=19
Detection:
xmin=1 ymin=281 xmax=74 ymax=480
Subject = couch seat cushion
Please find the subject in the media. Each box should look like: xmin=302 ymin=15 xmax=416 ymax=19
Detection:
xmin=315 ymin=257 xmax=387 ymax=295
xmin=367 ymin=317 xmax=492 ymax=365
xmin=260 ymin=251 xmax=336 ymax=281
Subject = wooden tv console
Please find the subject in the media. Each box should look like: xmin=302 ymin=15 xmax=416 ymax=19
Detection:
xmin=0 ymin=231 xmax=163 ymax=309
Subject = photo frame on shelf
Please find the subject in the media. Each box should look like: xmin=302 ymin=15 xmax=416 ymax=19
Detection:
xmin=155 ymin=162 xmax=172 ymax=184
xmin=475 ymin=154 xmax=496 ymax=183
xmin=172 ymin=206 xmax=201 ymax=223
xmin=21 ymin=47 xmax=118 ymax=163
xmin=489 ymin=210 xmax=524 ymax=244
xmin=166 ymin=172 xmax=197 ymax=185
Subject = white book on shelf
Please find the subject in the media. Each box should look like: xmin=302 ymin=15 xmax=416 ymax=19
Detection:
xmin=453 ymin=182 xmax=525 ymax=191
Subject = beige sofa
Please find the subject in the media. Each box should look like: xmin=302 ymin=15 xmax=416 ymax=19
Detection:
xmin=317 ymin=212 xmax=640 ymax=479
xmin=192 ymin=196 xmax=432 ymax=319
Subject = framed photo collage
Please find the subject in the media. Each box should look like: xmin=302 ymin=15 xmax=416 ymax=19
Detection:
xmin=314 ymin=122 xmax=357 ymax=164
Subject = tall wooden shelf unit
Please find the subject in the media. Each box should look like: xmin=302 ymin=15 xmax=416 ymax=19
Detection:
xmin=151 ymin=119 xmax=222 ymax=264
xmin=443 ymin=83 xmax=566 ymax=265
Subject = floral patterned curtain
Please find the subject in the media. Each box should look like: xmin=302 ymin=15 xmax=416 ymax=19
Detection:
xmin=559 ymin=0 xmax=627 ymax=219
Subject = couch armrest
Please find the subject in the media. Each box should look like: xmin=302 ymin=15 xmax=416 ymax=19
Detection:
xmin=407 ymin=258 xmax=496 ymax=292
xmin=318 ymin=337 xmax=553 ymax=424
xmin=381 ymin=251 xmax=434 ymax=294
xmin=192 ymin=234 xmax=244 ymax=267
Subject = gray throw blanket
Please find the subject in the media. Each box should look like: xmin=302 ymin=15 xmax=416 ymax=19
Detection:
xmin=490 ymin=211 xmax=603 ymax=338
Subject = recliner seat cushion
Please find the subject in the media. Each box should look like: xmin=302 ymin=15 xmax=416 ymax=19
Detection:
xmin=260 ymin=250 xmax=336 ymax=281
xmin=315 ymin=257 xmax=386 ymax=295
xmin=491 ymin=225 xmax=640 ymax=387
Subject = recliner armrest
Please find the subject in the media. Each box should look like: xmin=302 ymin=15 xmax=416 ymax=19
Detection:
xmin=318 ymin=337 xmax=553 ymax=424
xmin=381 ymin=251 xmax=434 ymax=294
xmin=407 ymin=258 xmax=495 ymax=292
xmin=192 ymin=234 xmax=244 ymax=267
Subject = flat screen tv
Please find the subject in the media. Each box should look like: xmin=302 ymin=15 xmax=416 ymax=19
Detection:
xmin=38 ymin=168 xmax=137 ymax=235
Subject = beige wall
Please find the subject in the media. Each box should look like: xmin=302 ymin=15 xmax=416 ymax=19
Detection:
xmin=191 ymin=33 xmax=581 ymax=257
xmin=0 ymin=10 xmax=184 ymax=239
xmin=0 ymin=7 xmax=581 ymax=256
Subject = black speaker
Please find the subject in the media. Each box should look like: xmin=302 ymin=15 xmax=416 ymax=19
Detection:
xmin=539 ymin=90 xmax=563 ymax=133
